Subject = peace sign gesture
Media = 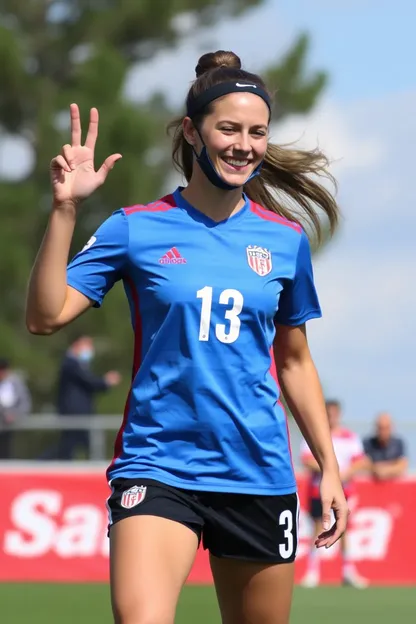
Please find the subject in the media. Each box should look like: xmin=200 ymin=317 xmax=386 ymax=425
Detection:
xmin=50 ymin=104 xmax=122 ymax=205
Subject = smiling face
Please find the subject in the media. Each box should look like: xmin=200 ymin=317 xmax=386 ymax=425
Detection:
xmin=184 ymin=92 xmax=269 ymax=188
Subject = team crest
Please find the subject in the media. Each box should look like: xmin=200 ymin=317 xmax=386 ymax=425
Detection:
xmin=246 ymin=245 xmax=272 ymax=276
xmin=120 ymin=485 xmax=147 ymax=509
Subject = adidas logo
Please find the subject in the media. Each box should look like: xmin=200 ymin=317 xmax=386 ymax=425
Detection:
xmin=159 ymin=247 xmax=187 ymax=264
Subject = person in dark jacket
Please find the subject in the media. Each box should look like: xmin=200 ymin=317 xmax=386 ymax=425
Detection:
xmin=45 ymin=336 xmax=120 ymax=459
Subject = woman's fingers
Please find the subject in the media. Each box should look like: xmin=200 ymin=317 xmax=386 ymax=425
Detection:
xmin=315 ymin=523 xmax=335 ymax=548
xmin=96 ymin=153 xmax=123 ymax=184
xmin=315 ymin=504 xmax=349 ymax=549
xmin=84 ymin=107 xmax=99 ymax=151
xmin=51 ymin=155 xmax=71 ymax=174
xmin=70 ymin=103 xmax=82 ymax=146
xmin=61 ymin=144 xmax=76 ymax=170
xmin=321 ymin=497 xmax=332 ymax=532
xmin=321 ymin=523 xmax=343 ymax=549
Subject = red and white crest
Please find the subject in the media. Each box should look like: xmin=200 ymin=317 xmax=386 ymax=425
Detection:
xmin=120 ymin=485 xmax=147 ymax=509
xmin=246 ymin=245 xmax=272 ymax=276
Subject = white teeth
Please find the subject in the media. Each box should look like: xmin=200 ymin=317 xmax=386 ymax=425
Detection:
xmin=223 ymin=158 xmax=250 ymax=167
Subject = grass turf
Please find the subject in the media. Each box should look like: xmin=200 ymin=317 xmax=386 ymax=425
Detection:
xmin=1 ymin=584 xmax=415 ymax=623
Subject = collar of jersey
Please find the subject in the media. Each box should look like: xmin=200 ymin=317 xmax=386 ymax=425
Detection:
xmin=173 ymin=187 xmax=250 ymax=228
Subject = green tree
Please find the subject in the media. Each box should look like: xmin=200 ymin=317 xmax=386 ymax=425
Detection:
xmin=0 ymin=1 xmax=327 ymax=416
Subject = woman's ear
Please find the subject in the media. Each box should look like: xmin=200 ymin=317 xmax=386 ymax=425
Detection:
xmin=182 ymin=117 xmax=197 ymax=147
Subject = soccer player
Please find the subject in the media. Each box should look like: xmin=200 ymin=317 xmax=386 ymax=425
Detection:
xmin=26 ymin=50 xmax=349 ymax=624
xmin=301 ymin=400 xmax=369 ymax=588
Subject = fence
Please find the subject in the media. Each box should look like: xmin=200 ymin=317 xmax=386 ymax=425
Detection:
xmin=8 ymin=414 xmax=416 ymax=468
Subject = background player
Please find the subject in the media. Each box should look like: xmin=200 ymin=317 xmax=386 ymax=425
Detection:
xmin=26 ymin=50 xmax=348 ymax=624
xmin=301 ymin=399 xmax=369 ymax=588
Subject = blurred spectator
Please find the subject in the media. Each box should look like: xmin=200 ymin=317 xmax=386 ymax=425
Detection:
xmin=41 ymin=336 xmax=120 ymax=460
xmin=0 ymin=358 xmax=32 ymax=459
xmin=363 ymin=412 xmax=407 ymax=480
xmin=301 ymin=399 xmax=369 ymax=588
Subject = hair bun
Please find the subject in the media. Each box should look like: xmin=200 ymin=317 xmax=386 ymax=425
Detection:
xmin=195 ymin=50 xmax=242 ymax=78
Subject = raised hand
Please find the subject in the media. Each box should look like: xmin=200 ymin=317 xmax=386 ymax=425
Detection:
xmin=50 ymin=104 xmax=122 ymax=206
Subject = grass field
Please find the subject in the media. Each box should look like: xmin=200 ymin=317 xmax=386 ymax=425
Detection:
xmin=1 ymin=584 xmax=415 ymax=623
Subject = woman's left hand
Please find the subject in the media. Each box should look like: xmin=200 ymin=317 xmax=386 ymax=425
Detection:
xmin=315 ymin=468 xmax=349 ymax=549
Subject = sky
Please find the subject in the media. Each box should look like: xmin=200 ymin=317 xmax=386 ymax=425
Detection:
xmin=1 ymin=1 xmax=415 ymax=443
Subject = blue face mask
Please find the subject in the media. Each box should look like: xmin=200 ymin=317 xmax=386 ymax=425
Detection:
xmin=78 ymin=349 xmax=94 ymax=363
xmin=193 ymin=130 xmax=263 ymax=191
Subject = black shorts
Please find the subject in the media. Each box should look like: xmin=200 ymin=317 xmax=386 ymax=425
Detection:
xmin=107 ymin=478 xmax=299 ymax=564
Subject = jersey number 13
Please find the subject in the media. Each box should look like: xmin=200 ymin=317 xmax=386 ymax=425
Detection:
xmin=197 ymin=286 xmax=243 ymax=344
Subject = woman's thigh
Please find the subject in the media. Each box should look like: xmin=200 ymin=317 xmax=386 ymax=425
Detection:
xmin=211 ymin=555 xmax=295 ymax=624
xmin=110 ymin=515 xmax=199 ymax=624
xmin=200 ymin=490 xmax=299 ymax=624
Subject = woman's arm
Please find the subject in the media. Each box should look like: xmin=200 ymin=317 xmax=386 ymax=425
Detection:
xmin=26 ymin=203 xmax=92 ymax=334
xmin=274 ymin=322 xmax=348 ymax=546
xmin=274 ymin=323 xmax=338 ymax=473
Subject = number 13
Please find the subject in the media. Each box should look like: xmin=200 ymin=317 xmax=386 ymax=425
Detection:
xmin=197 ymin=286 xmax=244 ymax=344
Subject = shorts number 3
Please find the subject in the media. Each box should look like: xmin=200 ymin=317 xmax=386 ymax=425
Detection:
xmin=279 ymin=509 xmax=294 ymax=559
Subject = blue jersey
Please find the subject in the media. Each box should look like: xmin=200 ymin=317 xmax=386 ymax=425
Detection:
xmin=67 ymin=188 xmax=321 ymax=494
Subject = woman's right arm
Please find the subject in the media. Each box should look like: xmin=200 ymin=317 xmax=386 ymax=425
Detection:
xmin=26 ymin=201 xmax=92 ymax=334
xmin=26 ymin=104 xmax=122 ymax=334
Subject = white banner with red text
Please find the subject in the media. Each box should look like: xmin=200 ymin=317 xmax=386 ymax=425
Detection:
xmin=0 ymin=467 xmax=413 ymax=585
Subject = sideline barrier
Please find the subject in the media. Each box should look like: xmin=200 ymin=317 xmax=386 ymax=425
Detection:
xmin=0 ymin=466 xmax=413 ymax=585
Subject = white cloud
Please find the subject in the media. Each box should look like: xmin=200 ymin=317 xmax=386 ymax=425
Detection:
xmin=272 ymin=98 xmax=386 ymax=172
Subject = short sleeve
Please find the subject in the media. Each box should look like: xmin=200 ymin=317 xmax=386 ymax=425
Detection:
xmin=66 ymin=209 xmax=128 ymax=307
xmin=274 ymin=229 xmax=322 ymax=326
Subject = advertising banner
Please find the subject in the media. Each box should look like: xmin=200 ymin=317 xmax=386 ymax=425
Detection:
xmin=0 ymin=469 xmax=413 ymax=585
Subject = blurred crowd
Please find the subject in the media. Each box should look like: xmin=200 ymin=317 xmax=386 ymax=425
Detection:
xmin=0 ymin=336 xmax=120 ymax=461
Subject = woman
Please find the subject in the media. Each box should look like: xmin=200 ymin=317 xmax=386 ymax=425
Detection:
xmin=26 ymin=50 xmax=348 ymax=624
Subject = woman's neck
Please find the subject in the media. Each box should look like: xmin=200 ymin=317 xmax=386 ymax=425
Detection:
xmin=180 ymin=170 xmax=246 ymax=223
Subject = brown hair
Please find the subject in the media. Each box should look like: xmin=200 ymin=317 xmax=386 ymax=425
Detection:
xmin=168 ymin=50 xmax=339 ymax=245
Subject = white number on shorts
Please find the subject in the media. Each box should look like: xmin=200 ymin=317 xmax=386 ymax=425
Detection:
xmin=279 ymin=510 xmax=294 ymax=559
xmin=196 ymin=287 xmax=243 ymax=344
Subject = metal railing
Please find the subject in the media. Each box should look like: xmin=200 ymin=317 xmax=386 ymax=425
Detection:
xmin=7 ymin=414 xmax=416 ymax=467
xmin=10 ymin=414 xmax=120 ymax=461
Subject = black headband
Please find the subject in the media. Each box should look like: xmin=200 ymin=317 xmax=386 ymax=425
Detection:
xmin=186 ymin=81 xmax=271 ymax=119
